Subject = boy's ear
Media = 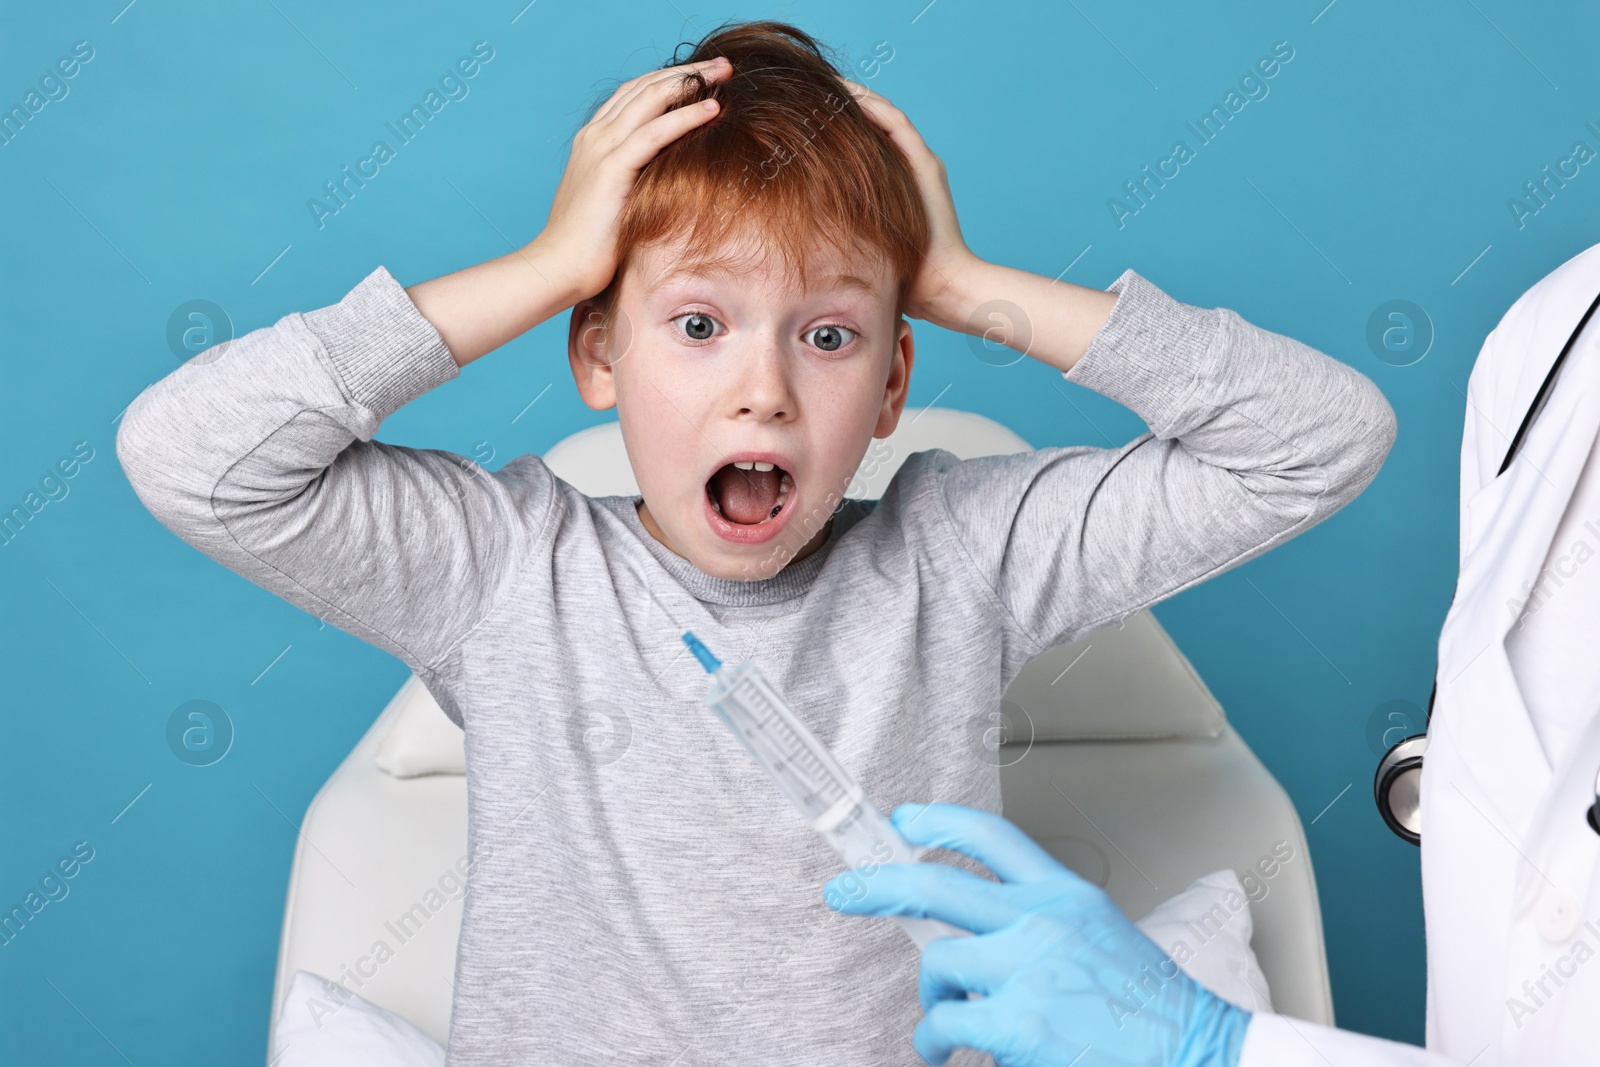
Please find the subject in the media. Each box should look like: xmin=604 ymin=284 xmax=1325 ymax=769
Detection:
xmin=567 ymin=299 xmax=628 ymax=412
xmin=874 ymin=316 xmax=916 ymax=439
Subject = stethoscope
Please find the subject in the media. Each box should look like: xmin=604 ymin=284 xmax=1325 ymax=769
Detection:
xmin=1375 ymin=287 xmax=1600 ymax=845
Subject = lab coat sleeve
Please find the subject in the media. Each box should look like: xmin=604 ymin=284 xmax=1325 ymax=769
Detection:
xmin=920 ymin=268 xmax=1397 ymax=664
xmin=115 ymin=265 xmax=552 ymax=685
xmin=1242 ymin=1013 xmax=1462 ymax=1065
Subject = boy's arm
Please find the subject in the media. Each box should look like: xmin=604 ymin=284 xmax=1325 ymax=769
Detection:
xmin=404 ymin=240 xmax=576 ymax=368
xmin=918 ymin=266 xmax=1397 ymax=657
xmin=117 ymin=57 xmax=733 ymax=683
xmin=847 ymin=80 xmax=1395 ymax=656
xmin=116 ymin=264 xmax=561 ymax=680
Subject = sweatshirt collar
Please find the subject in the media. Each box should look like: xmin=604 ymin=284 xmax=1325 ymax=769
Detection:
xmin=598 ymin=495 xmax=860 ymax=606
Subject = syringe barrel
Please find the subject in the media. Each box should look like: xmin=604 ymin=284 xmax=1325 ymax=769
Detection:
xmin=703 ymin=659 xmax=968 ymax=951
xmin=816 ymin=788 xmax=970 ymax=951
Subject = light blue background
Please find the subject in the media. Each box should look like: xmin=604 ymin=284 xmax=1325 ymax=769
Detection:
xmin=3 ymin=0 xmax=1596 ymax=1061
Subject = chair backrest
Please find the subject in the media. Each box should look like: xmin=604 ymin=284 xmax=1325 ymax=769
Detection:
xmin=270 ymin=409 xmax=1334 ymax=1049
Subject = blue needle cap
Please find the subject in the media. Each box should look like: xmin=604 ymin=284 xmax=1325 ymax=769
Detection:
xmin=682 ymin=631 xmax=722 ymax=674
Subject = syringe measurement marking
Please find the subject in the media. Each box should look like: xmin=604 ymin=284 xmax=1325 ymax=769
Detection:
xmin=742 ymin=692 xmax=835 ymax=794
xmin=739 ymin=694 xmax=836 ymax=799
xmin=730 ymin=676 xmax=846 ymax=808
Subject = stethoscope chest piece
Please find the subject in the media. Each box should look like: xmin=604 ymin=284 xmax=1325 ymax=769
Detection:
xmin=1375 ymin=734 xmax=1428 ymax=846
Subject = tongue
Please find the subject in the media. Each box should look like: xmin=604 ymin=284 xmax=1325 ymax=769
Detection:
xmin=709 ymin=464 xmax=782 ymax=524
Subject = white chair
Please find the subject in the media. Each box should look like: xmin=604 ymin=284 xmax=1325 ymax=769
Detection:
xmin=268 ymin=408 xmax=1335 ymax=1050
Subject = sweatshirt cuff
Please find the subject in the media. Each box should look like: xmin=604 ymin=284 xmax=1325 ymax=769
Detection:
xmin=300 ymin=265 xmax=461 ymax=420
xmin=1062 ymin=268 xmax=1222 ymax=438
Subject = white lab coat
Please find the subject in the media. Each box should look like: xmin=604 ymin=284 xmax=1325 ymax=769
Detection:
xmin=1239 ymin=242 xmax=1600 ymax=1066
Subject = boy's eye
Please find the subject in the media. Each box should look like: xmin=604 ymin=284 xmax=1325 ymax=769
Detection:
xmin=668 ymin=314 xmax=856 ymax=351
xmin=671 ymin=312 xmax=721 ymax=341
xmin=805 ymin=324 xmax=856 ymax=352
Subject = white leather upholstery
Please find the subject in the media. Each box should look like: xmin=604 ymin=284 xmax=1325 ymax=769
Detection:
xmin=997 ymin=722 xmax=1331 ymax=1025
xmin=269 ymin=677 xmax=467 ymax=1051
xmin=374 ymin=679 xmax=466 ymax=777
xmin=1006 ymin=611 xmax=1227 ymax=742
xmin=270 ymin=408 xmax=1335 ymax=1049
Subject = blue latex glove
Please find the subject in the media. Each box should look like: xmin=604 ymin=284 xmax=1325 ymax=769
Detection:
xmin=822 ymin=802 xmax=1251 ymax=1067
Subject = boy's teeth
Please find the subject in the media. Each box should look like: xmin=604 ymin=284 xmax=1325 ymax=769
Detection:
xmin=733 ymin=460 xmax=754 ymax=470
xmin=767 ymin=472 xmax=792 ymax=518
xmin=752 ymin=461 xmax=775 ymax=472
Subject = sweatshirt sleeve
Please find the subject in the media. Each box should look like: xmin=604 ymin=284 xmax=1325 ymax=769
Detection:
xmin=115 ymin=265 xmax=554 ymax=679
xmin=920 ymin=267 xmax=1397 ymax=660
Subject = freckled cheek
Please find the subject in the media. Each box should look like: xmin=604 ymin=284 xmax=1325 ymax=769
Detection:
xmin=796 ymin=395 xmax=871 ymax=497
xmin=619 ymin=363 xmax=713 ymax=502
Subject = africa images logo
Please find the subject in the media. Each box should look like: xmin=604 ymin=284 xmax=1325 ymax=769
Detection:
xmin=1107 ymin=41 xmax=1295 ymax=229
xmin=306 ymin=42 xmax=496 ymax=230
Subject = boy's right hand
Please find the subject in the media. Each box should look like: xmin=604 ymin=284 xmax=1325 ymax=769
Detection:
xmin=403 ymin=55 xmax=731 ymax=368
xmin=534 ymin=56 xmax=734 ymax=305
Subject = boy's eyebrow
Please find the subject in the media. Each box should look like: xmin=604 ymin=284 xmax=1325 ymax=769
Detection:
xmin=649 ymin=261 xmax=882 ymax=297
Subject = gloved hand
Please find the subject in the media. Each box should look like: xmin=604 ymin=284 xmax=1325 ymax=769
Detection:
xmin=822 ymin=801 xmax=1251 ymax=1067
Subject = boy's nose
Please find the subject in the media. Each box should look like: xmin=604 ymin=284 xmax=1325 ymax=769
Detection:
xmin=731 ymin=340 xmax=797 ymax=420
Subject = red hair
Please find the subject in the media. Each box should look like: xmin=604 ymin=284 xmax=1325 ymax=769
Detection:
xmin=589 ymin=20 xmax=929 ymax=320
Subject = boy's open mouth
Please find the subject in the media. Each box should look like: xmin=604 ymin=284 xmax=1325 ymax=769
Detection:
xmin=706 ymin=459 xmax=794 ymax=526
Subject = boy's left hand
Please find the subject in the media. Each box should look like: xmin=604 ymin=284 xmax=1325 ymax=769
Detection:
xmin=844 ymin=80 xmax=984 ymax=327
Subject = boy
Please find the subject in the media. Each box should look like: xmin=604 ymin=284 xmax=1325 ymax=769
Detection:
xmin=116 ymin=20 xmax=1395 ymax=1067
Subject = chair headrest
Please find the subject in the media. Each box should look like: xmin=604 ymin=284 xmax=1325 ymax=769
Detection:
xmin=539 ymin=407 xmax=1035 ymax=498
xmin=1001 ymin=610 xmax=1225 ymax=743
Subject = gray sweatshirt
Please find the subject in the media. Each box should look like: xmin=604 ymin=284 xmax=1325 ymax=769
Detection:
xmin=116 ymin=264 xmax=1395 ymax=1066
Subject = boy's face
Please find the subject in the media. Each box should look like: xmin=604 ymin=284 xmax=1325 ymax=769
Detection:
xmin=568 ymin=231 xmax=914 ymax=581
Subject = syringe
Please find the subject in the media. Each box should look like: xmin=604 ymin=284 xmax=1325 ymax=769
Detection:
xmin=683 ymin=630 xmax=969 ymax=951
